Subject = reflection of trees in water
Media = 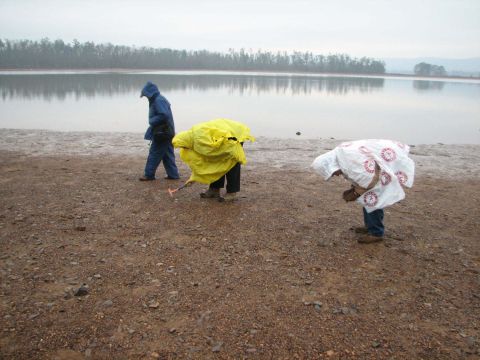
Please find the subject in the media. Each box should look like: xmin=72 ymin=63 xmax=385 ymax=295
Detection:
xmin=0 ymin=74 xmax=385 ymax=100
xmin=413 ymin=80 xmax=445 ymax=91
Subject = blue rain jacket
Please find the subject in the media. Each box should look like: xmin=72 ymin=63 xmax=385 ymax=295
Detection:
xmin=140 ymin=82 xmax=175 ymax=141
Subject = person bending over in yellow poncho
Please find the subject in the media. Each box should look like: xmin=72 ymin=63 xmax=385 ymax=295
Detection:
xmin=172 ymin=119 xmax=255 ymax=202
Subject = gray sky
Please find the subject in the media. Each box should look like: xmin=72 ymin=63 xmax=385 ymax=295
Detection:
xmin=1 ymin=0 xmax=479 ymax=59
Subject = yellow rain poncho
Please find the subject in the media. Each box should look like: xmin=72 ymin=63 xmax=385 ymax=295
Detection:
xmin=172 ymin=119 xmax=255 ymax=184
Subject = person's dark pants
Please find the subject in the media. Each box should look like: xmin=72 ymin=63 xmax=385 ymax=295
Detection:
xmin=144 ymin=139 xmax=179 ymax=179
xmin=209 ymin=162 xmax=241 ymax=193
xmin=363 ymin=207 xmax=385 ymax=237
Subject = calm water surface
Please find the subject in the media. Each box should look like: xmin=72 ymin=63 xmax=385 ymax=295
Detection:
xmin=0 ymin=71 xmax=479 ymax=144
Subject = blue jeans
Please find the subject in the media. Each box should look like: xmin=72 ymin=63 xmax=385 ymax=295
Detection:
xmin=144 ymin=140 xmax=179 ymax=179
xmin=363 ymin=207 xmax=384 ymax=237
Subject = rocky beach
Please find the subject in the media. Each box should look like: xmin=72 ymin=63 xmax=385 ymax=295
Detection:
xmin=0 ymin=129 xmax=479 ymax=359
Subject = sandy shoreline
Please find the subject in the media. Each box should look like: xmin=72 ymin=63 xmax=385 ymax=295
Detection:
xmin=1 ymin=128 xmax=479 ymax=358
xmin=1 ymin=128 xmax=479 ymax=179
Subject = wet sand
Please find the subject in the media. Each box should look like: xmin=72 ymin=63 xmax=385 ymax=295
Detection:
xmin=0 ymin=129 xmax=479 ymax=359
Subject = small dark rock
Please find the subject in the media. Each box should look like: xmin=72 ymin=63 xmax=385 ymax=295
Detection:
xmin=74 ymin=285 xmax=89 ymax=296
xmin=333 ymin=307 xmax=350 ymax=315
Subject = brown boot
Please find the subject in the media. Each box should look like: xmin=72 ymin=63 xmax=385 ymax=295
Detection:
xmin=357 ymin=234 xmax=383 ymax=244
xmin=200 ymin=188 xmax=220 ymax=199
xmin=219 ymin=192 xmax=237 ymax=203
xmin=351 ymin=226 xmax=368 ymax=234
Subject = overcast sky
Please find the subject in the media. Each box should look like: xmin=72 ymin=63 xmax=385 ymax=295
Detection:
xmin=1 ymin=0 xmax=479 ymax=59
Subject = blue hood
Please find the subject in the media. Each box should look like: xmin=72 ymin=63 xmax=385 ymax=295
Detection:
xmin=140 ymin=81 xmax=160 ymax=99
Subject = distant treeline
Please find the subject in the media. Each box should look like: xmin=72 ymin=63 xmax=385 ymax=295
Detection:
xmin=0 ymin=38 xmax=385 ymax=74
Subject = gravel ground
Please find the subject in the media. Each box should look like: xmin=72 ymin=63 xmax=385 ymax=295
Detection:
xmin=0 ymin=129 xmax=479 ymax=359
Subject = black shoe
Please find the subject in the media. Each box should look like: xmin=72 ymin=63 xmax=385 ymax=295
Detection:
xmin=164 ymin=176 xmax=180 ymax=180
xmin=139 ymin=176 xmax=155 ymax=181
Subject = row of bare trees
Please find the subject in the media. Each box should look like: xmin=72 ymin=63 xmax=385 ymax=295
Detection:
xmin=0 ymin=38 xmax=385 ymax=74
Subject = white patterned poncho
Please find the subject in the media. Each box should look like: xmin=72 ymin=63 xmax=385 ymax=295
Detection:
xmin=311 ymin=139 xmax=415 ymax=213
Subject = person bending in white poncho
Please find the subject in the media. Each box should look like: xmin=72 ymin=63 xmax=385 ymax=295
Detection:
xmin=312 ymin=139 xmax=415 ymax=244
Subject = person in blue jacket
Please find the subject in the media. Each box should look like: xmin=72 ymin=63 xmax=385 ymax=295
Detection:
xmin=139 ymin=82 xmax=180 ymax=181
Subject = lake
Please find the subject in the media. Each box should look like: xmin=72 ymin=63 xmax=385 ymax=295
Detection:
xmin=0 ymin=71 xmax=479 ymax=144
